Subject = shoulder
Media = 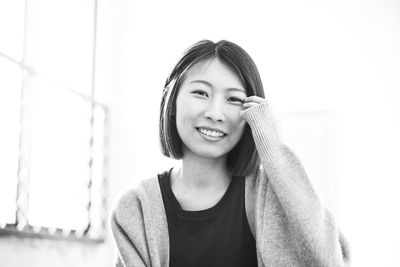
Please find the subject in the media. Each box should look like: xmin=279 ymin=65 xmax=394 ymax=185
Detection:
xmin=111 ymin=175 xmax=161 ymax=227
xmin=110 ymin=175 xmax=168 ymax=267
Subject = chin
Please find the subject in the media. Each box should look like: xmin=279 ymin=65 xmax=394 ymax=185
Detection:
xmin=199 ymin=152 xmax=226 ymax=159
xmin=191 ymin=146 xmax=232 ymax=160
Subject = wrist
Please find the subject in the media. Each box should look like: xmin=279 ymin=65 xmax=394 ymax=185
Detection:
xmin=241 ymin=102 xmax=282 ymax=157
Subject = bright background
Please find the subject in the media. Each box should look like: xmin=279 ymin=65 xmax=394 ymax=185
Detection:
xmin=1 ymin=0 xmax=400 ymax=266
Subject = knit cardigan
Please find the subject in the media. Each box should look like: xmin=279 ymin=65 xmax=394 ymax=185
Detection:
xmin=111 ymin=102 xmax=351 ymax=267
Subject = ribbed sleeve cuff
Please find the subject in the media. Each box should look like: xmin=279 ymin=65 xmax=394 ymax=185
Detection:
xmin=241 ymin=101 xmax=282 ymax=158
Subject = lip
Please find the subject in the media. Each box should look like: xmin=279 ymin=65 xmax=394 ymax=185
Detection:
xmin=195 ymin=127 xmax=227 ymax=142
xmin=195 ymin=126 xmax=227 ymax=135
xmin=196 ymin=129 xmax=225 ymax=142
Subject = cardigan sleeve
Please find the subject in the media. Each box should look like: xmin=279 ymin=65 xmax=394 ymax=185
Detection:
xmin=242 ymin=102 xmax=351 ymax=267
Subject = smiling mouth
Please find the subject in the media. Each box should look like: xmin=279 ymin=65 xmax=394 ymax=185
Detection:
xmin=195 ymin=127 xmax=227 ymax=138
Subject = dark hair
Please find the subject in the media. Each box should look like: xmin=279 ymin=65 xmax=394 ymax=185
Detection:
xmin=159 ymin=40 xmax=265 ymax=176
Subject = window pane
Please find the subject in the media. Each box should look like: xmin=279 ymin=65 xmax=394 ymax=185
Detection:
xmin=0 ymin=0 xmax=25 ymax=60
xmin=0 ymin=58 xmax=21 ymax=225
xmin=27 ymin=75 xmax=92 ymax=230
xmin=279 ymin=111 xmax=336 ymax=213
xmin=25 ymin=0 xmax=95 ymax=96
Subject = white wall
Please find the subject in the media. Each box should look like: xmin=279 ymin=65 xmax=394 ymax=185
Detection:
xmin=108 ymin=1 xmax=400 ymax=266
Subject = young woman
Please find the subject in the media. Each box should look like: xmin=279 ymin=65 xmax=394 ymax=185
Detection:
xmin=111 ymin=40 xmax=350 ymax=267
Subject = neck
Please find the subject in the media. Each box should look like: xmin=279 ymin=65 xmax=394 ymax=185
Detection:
xmin=172 ymin=153 xmax=231 ymax=191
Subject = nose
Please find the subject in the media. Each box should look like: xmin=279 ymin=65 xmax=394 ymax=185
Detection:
xmin=204 ymin=99 xmax=225 ymax=122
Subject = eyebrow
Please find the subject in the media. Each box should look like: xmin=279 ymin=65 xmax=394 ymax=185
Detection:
xmin=190 ymin=80 xmax=246 ymax=93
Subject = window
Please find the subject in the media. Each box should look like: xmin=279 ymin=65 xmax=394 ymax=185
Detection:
xmin=279 ymin=110 xmax=337 ymax=215
xmin=0 ymin=0 xmax=109 ymax=241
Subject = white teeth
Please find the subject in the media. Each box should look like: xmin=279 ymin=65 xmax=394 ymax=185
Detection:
xmin=198 ymin=128 xmax=224 ymax=137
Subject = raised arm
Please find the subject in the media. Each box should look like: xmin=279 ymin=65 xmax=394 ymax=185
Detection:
xmin=242 ymin=99 xmax=351 ymax=266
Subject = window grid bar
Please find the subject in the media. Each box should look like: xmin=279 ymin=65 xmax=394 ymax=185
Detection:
xmin=0 ymin=223 xmax=105 ymax=243
xmin=15 ymin=0 xmax=31 ymax=229
xmin=15 ymin=74 xmax=29 ymax=229
xmin=100 ymin=106 xmax=110 ymax=238
xmin=90 ymin=0 xmax=98 ymax=99
xmin=0 ymin=53 xmax=100 ymax=107
xmin=85 ymin=0 xmax=99 ymax=234
xmin=86 ymin=104 xmax=94 ymax=234
xmin=0 ymin=52 xmax=21 ymax=66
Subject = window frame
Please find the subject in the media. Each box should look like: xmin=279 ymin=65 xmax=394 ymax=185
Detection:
xmin=0 ymin=0 xmax=109 ymax=242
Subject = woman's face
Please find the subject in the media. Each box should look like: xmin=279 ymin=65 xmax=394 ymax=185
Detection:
xmin=175 ymin=58 xmax=247 ymax=160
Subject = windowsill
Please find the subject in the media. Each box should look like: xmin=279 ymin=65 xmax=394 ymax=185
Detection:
xmin=0 ymin=224 xmax=105 ymax=243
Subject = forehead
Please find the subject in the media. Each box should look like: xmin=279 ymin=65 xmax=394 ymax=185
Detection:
xmin=182 ymin=58 xmax=245 ymax=91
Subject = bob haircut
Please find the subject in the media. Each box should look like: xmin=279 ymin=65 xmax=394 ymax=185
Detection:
xmin=159 ymin=40 xmax=265 ymax=176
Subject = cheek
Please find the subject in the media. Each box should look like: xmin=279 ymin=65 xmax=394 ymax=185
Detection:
xmin=175 ymin=99 xmax=198 ymax=135
xmin=175 ymin=96 xmax=188 ymax=123
xmin=176 ymin=105 xmax=194 ymax=126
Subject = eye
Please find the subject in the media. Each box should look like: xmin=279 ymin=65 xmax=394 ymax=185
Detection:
xmin=192 ymin=90 xmax=209 ymax=97
xmin=228 ymin=96 xmax=245 ymax=104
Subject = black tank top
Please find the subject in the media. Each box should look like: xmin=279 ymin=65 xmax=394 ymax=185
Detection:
xmin=158 ymin=169 xmax=258 ymax=267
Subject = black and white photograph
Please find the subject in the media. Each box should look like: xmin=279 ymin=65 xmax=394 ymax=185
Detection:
xmin=0 ymin=0 xmax=399 ymax=266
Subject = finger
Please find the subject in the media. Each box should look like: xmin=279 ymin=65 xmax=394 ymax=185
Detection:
xmin=242 ymin=102 xmax=259 ymax=109
xmin=244 ymin=96 xmax=267 ymax=104
xmin=240 ymin=102 xmax=258 ymax=117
